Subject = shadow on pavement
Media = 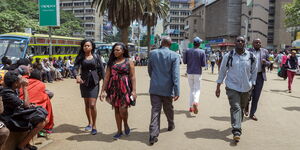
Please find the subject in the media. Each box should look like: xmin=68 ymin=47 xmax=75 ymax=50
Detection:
xmin=137 ymin=93 xmax=149 ymax=96
xmin=202 ymin=79 xmax=215 ymax=83
xmin=283 ymin=106 xmax=300 ymax=112
xmin=268 ymin=89 xmax=300 ymax=99
xmin=65 ymin=128 xmax=152 ymax=145
xmin=270 ymin=89 xmax=289 ymax=93
xmin=53 ymin=124 xmax=85 ymax=134
xmin=272 ymin=78 xmax=285 ymax=81
xmin=66 ymin=132 xmax=115 ymax=143
xmin=184 ymin=128 xmax=237 ymax=146
xmin=210 ymin=116 xmax=230 ymax=122
xmin=174 ymin=110 xmax=196 ymax=118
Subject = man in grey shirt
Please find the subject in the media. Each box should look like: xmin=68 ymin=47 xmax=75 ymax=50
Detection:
xmin=148 ymin=36 xmax=180 ymax=145
xmin=215 ymin=36 xmax=257 ymax=142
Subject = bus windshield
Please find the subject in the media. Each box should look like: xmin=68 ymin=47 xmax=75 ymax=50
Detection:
xmin=0 ymin=38 xmax=27 ymax=61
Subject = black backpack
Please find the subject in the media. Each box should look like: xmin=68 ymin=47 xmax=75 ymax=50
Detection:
xmin=226 ymin=50 xmax=255 ymax=68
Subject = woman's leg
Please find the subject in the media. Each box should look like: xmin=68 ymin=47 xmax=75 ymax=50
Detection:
xmin=18 ymin=121 xmax=46 ymax=149
xmin=119 ymin=107 xmax=129 ymax=130
xmin=88 ymin=98 xmax=97 ymax=129
xmin=287 ymin=70 xmax=293 ymax=91
xmin=114 ymin=108 xmax=122 ymax=133
xmin=84 ymin=98 xmax=92 ymax=127
xmin=290 ymin=71 xmax=296 ymax=91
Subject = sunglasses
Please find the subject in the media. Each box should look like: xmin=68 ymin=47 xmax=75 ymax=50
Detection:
xmin=236 ymin=39 xmax=245 ymax=43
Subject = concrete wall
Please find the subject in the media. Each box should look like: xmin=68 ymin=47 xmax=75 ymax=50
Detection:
xmin=273 ymin=0 xmax=293 ymax=50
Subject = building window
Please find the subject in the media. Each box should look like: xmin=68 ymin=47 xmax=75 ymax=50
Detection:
xmin=85 ymin=16 xmax=94 ymax=21
xmin=74 ymin=9 xmax=84 ymax=13
xmin=85 ymin=2 xmax=91 ymax=6
xmin=63 ymin=3 xmax=73 ymax=7
xmin=194 ymin=19 xmax=197 ymax=24
xmin=248 ymin=10 xmax=252 ymax=16
xmin=74 ymin=2 xmax=84 ymax=6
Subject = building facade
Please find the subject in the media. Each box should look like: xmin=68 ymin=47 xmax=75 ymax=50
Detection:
xmin=184 ymin=0 xmax=293 ymax=51
xmin=270 ymin=0 xmax=293 ymax=50
xmin=184 ymin=3 xmax=205 ymax=42
xmin=205 ymin=0 xmax=242 ymax=50
xmin=164 ymin=0 xmax=191 ymax=43
xmin=60 ymin=0 xmax=103 ymax=41
xmin=241 ymin=0 xmax=269 ymax=47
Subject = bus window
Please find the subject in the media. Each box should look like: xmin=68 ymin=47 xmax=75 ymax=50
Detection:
xmin=72 ymin=47 xmax=78 ymax=54
xmin=41 ymin=46 xmax=49 ymax=55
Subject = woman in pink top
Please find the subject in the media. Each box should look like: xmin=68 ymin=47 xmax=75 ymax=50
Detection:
xmin=281 ymin=51 xmax=289 ymax=67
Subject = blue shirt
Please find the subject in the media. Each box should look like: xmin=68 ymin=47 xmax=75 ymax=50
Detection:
xmin=216 ymin=49 xmax=258 ymax=92
xmin=148 ymin=47 xmax=180 ymax=96
xmin=183 ymin=48 xmax=206 ymax=74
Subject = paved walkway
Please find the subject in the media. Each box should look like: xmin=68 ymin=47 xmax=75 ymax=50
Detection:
xmin=42 ymin=66 xmax=300 ymax=150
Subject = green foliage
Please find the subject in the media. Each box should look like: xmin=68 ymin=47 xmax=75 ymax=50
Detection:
xmin=284 ymin=0 xmax=300 ymax=27
xmin=0 ymin=0 xmax=83 ymax=36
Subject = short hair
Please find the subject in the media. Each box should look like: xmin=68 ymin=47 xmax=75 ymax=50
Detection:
xmin=4 ymin=71 xmax=20 ymax=88
xmin=30 ymin=69 xmax=42 ymax=81
xmin=17 ymin=58 xmax=30 ymax=66
xmin=161 ymin=36 xmax=172 ymax=46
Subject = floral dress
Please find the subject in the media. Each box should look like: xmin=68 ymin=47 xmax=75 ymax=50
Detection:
xmin=107 ymin=59 xmax=132 ymax=108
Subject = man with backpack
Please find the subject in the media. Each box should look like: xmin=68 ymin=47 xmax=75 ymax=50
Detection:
xmin=245 ymin=39 xmax=270 ymax=121
xmin=215 ymin=36 xmax=257 ymax=142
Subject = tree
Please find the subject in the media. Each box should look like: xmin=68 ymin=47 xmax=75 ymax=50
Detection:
xmin=92 ymin=0 xmax=144 ymax=45
xmin=0 ymin=0 xmax=83 ymax=36
xmin=284 ymin=0 xmax=300 ymax=27
xmin=142 ymin=0 xmax=169 ymax=52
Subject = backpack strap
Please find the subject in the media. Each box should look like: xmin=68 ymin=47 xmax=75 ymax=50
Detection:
xmin=249 ymin=52 xmax=254 ymax=66
xmin=226 ymin=50 xmax=234 ymax=68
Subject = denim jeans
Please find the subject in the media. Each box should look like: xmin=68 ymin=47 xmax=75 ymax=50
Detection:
xmin=225 ymin=87 xmax=250 ymax=135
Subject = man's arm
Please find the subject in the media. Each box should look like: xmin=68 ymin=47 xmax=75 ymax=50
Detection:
xmin=216 ymin=54 xmax=229 ymax=84
xmin=172 ymin=55 xmax=180 ymax=97
xmin=147 ymin=52 xmax=153 ymax=77
xmin=250 ymin=53 xmax=258 ymax=86
xmin=201 ymin=52 xmax=206 ymax=67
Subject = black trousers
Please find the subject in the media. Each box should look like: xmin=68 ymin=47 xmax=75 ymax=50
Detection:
xmin=247 ymin=72 xmax=264 ymax=117
xmin=149 ymin=94 xmax=174 ymax=138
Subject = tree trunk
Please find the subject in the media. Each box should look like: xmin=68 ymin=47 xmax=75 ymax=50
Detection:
xmin=147 ymin=24 xmax=151 ymax=55
xmin=121 ymin=27 xmax=129 ymax=45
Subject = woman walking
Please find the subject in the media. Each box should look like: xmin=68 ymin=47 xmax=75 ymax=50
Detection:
xmin=286 ymin=50 xmax=299 ymax=93
xmin=74 ymin=39 xmax=105 ymax=135
xmin=100 ymin=42 xmax=136 ymax=140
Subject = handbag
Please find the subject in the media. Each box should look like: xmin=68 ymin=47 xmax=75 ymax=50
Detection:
xmin=9 ymin=106 xmax=48 ymax=132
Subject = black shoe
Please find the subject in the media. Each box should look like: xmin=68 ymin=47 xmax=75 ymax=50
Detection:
xmin=168 ymin=125 xmax=175 ymax=131
xmin=149 ymin=137 xmax=158 ymax=145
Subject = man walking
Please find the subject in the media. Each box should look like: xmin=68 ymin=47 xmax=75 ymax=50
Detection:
xmin=183 ymin=37 xmax=206 ymax=114
xmin=246 ymin=39 xmax=270 ymax=121
xmin=148 ymin=36 xmax=180 ymax=145
xmin=215 ymin=36 xmax=257 ymax=142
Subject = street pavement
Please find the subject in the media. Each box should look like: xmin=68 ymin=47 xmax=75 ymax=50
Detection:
xmin=42 ymin=65 xmax=300 ymax=150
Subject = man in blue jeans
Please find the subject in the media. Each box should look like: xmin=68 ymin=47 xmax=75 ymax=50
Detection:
xmin=215 ymin=36 xmax=257 ymax=142
xmin=148 ymin=36 xmax=180 ymax=145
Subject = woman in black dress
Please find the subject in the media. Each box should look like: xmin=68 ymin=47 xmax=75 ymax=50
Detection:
xmin=74 ymin=40 xmax=105 ymax=135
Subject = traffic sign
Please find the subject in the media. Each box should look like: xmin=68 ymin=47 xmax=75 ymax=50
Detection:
xmin=39 ymin=0 xmax=60 ymax=26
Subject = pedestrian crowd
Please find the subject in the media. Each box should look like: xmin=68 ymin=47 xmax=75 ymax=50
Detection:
xmin=0 ymin=35 xmax=299 ymax=150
